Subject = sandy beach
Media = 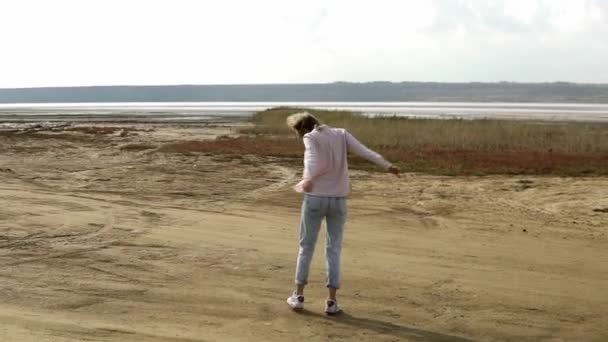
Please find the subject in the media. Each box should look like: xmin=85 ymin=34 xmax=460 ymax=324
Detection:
xmin=1 ymin=122 xmax=607 ymax=341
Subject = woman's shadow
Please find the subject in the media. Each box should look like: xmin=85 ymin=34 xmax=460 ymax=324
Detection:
xmin=297 ymin=310 xmax=475 ymax=342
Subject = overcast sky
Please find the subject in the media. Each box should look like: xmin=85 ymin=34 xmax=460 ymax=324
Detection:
xmin=1 ymin=0 xmax=607 ymax=87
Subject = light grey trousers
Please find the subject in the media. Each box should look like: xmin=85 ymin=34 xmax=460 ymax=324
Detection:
xmin=295 ymin=194 xmax=347 ymax=289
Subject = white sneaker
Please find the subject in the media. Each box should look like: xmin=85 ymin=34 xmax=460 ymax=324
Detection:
xmin=286 ymin=292 xmax=305 ymax=311
xmin=324 ymin=299 xmax=342 ymax=315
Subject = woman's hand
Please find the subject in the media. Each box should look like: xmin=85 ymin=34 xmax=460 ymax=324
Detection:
xmin=301 ymin=179 xmax=314 ymax=192
xmin=294 ymin=179 xmax=314 ymax=193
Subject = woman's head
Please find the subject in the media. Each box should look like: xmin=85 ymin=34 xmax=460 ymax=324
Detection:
xmin=286 ymin=112 xmax=320 ymax=137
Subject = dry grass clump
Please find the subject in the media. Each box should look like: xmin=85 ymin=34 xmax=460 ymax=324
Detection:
xmin=159 ymin=107 xmax=608 ymax=176
xmin=246 ymin=107 xmax=608 ymax=153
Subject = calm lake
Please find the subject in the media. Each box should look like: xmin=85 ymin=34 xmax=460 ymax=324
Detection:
xmin=1 ymin=102 xmax=608 ymax=123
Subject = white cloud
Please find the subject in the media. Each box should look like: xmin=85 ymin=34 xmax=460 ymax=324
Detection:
xmin=0 ymin=0 xmax=606 ymax=87
xmin=504 ymin=0 xmax=540 ymax=26
xmin=545 ymin=0 xmax=589 ymax=32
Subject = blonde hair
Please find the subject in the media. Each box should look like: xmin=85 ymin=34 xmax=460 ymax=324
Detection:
xmin=286 ymin=112 xmax=320 ymax=137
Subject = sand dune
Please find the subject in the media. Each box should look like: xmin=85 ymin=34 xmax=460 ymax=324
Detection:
xmin=1 ymin=124 xmax=607 ymax=341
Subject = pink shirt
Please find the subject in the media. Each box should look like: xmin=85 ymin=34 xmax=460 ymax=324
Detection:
xmin=302 ymin=125 xmax=392 ymax=197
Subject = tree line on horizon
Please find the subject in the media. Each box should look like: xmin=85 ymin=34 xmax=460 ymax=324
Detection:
xmin=1 ymin=82 xmax=608 ymax=103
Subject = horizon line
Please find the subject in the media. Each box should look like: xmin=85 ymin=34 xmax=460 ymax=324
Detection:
xmin=2 ymin=80 xmax=608 ymax=90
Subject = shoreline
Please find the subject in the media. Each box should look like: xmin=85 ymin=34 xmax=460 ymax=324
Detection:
xmin=2 ymin=102 xmax=608 ymax=123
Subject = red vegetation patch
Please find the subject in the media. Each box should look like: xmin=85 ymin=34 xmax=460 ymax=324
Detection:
xmin=65 ymin=126 xmax=123 ymax=135
xmin=159 ymin=137 xmax=303 ymax=158
xmin=120 ymin=143 xmax=157 ymax=151
xmin=379 ymin=148 xmax=608 ymax=175
xmin=159 ymin=137 xmax=608 ymax=176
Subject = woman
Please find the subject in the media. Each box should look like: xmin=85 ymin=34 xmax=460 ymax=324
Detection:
xmin=285 ymin=112 xmax=400 ymax=314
